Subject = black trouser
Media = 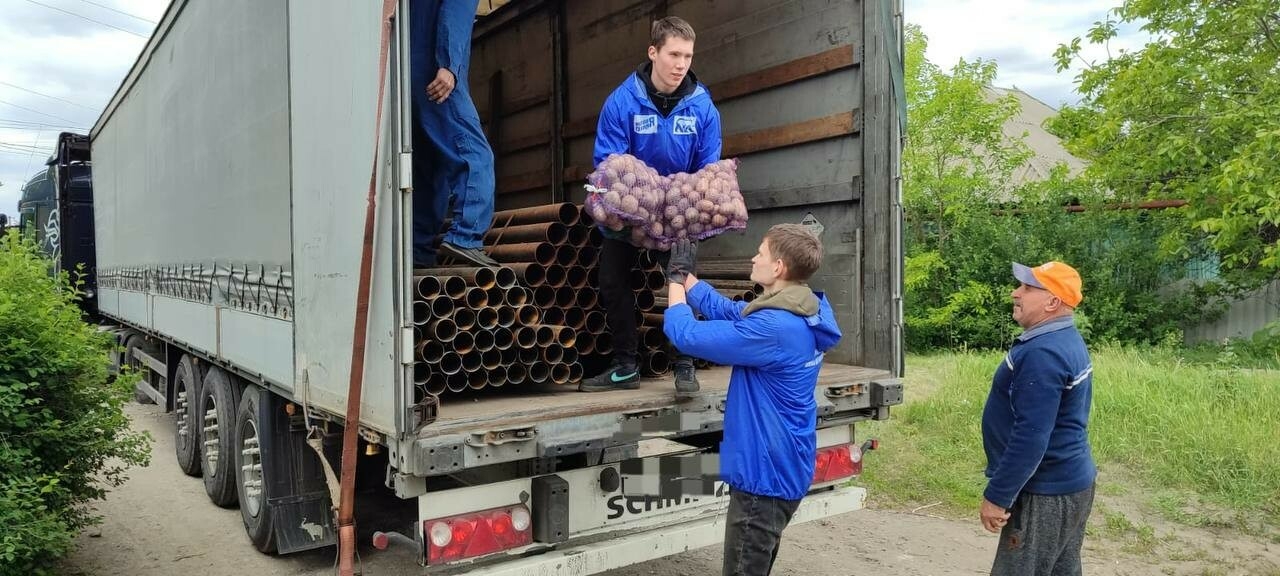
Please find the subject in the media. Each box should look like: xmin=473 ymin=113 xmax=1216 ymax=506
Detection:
xmin=598 ymin=236 xmax=693 ymax=368
xmin=722 ymin=490 xmax=802 ymax=576
xmin=991 ymin=484 xmax=1096 ymax=576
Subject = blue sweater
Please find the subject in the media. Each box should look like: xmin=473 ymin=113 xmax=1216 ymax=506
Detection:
xmin=664 ymin=282 xmax=842 ymax=500
xmin=981 ymin=316 xmax=1096 ymax=509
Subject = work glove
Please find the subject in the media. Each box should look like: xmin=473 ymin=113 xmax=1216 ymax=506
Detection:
xmin=666 ymin=239 xmax=698 ymax=284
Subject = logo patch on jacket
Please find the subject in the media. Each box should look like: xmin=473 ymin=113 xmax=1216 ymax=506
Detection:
xmin=673 ymin=115 xmax=697 ymax=135
xmin=633 ymin=114 xmax=658 ymax=134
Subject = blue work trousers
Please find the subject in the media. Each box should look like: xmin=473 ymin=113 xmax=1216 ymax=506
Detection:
xmin=410 ymin=0 xmax=495 ymax=265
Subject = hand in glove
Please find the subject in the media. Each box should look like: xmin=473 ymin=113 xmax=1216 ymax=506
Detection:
xmin=666 ymin=239 xmax=698 ymax=284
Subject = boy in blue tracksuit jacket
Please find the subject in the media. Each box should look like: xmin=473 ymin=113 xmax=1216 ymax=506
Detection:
xmin=579 ymin=16 xmax=722 ymax=396
xmin=981 ymin=261 xmax=1096 ymax=576
xmin=663 ymin=226 xmax=841 ymax=576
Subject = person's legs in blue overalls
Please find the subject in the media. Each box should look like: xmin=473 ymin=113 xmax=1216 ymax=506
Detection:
xmin=410 ymin=0 xmax=496 ymax=268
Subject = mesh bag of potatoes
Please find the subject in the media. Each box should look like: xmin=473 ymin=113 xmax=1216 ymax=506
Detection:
xmin=584 ymin=154 xmax=748 ymax=250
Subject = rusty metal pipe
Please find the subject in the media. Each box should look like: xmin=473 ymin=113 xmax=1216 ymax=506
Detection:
xmin=634 ymin=290 xmax=656 ymax=311
xmin=473 ymin=329 xmax=495 ymax=352
xmin=644 ymin=349 xmax=671 ymax=375
xmin=533 ymin=285 xmax=556 ymax=307
xmin=461 ymin=287 xmax=488 ymax=308
xmin=527 ymin=362 xmax=550 ymax=383
xmin=575 ymin=332 xmax=596 ymax=355
xmin=533 ymin=325 xmax=555 ymax=347
xmin=585 ymin=310 xmax=607 ymax=335
xmin=421 ymin=267 xmax=496 ymax=290
xmin=588 ymin=226 xmax=602 ymax=247
xmin=519 ymin=346 xmax=539 ymax=365
xmin=569 ymin=363 xmax=584 ymax=383
xmin=426 ymin=296 xmax=454 ymax=319
xmin=482 ymin=348 xmax=503 ymax=371
xmin=440 ymin=276 xmax=467 ymax=299
xmin=486 ymin=286 xmax=506 ymax=309
xmin=446 ymin=372 xmax=468 ymax=393
xmin=551 ymin=363 xmax=571 ymax=385
xmin=638 ymin=326 xmax=665 ymax=349
xmin=486 ymin=242 xmax=557 ymax=265
xmin=562 ymin=346 xmax=579 ymax=366
xmin=452 ymin=308 xmax=476 ymax=330
xmin=425 ymin=372 xmax=447 ymax=396
xmin=452 ymin=331 xmax=475 ymax=355
xmin=461 ymin=350 xmax=483 ymax=372
xmin=567 ymin=225 xmax=589 ymax=247
xmin=565 ymin=307 xmax=586 ymax=330
xmin=413 ymin=362 xmax=431 ymax=387
xmin=505 ymin=287 xmax=531 ymax=306
xmin=501 ymin=347 xmax=518 ymax=365
xmin=547 ymin=325 xmax=576 ymax=347
xmin=555 ymin=286 xmax=575 ymax=308
xmin=515 ymin=305 xmax=541 ymax=326
xmin=543 ymin=345 xmax=563 ymax=364
xmin=506 ymin=363 xmax=526 ymax=385
xmin=429 ymin=318 xmax=458 ymax=343
xmin=491 ymin=202 xmax=580 ymax=227
xmin=555 ymin=245 xmax=576 ymax=266
xmin=595 ymin=332 xmax=614 ymax=355
xmin=704 ymin=279 xmax=764 ymax=293
xmin=514 ymin=326 xmax=536 ymax=349
xmin=484 ymin=221 xmax=569 ymax=245
xmin=493 ymin=326 xmax=514 ymax=350
xmin=576 ymin=288 xmax=599 ymax=310
xmin=566 ymin=266 xmax=588 ymax=289
xmin=439 ymin=352 xmax=463 ymax=376
xmin=641 ymin=312 xmax=665 ymax=327
xmin=417 ymin=341 xmax=445 ymax=363
xmin=413 ymin=301 xmax=430 ymax=326
xmin=646 ymin=270 xmax=666 ymax=291
xmin=692 ymin=261 xmax=753 ymax=280
xmin=415 ymin=275 xmax=440 ymax=299
xmin=543 ymin=264 xmax=567 ymax=288
xmin=476 ymin=307 xmax=499 ymax=330
xmin=487 ymin=364 xmax=507 ymax=388
xmin=496 ymin=306 xmax=516 ymax=329
xmin=467 ymin=370 xmax=487 ymax=390
xmin=506 ymin=262 xmax=545 ymax=287
xmin=575 ymin=246 xmax=598 ymax=268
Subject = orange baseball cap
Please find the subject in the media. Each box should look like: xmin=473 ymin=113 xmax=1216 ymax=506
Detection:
xmin=1012 ymin=261 xmax=1083 ymax=307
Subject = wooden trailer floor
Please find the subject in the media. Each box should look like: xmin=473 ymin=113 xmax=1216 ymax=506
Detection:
xmin=421 ymin=363 xmax=892 ymax=436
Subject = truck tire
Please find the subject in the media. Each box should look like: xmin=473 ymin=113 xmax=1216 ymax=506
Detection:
xmin=173 ymin=355 xmax=202 ymax=477
xmin=124 ymin=336 xmax=153 ymax=405
xmin=236 ymin=386 xmax=277 ymax=553
xmin=199 ymin=367 xmax=241 ymax=507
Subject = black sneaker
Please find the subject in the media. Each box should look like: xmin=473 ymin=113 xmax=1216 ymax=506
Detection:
xmin=674 ymin=364 xmax=699 ymax=398
xmin=439 ymin=242 xmax=500 ymax=267
xmin=579 ymin=363 xmax=640 ymax=392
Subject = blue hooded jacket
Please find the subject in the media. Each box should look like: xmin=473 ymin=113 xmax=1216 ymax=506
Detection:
xmin=593 ymin=69 xmax=722 ymax=176
xmin=664 ymin=282 xmax=843 ymax=501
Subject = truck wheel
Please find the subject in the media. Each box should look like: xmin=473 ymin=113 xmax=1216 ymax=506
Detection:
xmin=199 ymin=367 xmax=241 ymax=507
xmin=124 ymin=336 xmax=153 ymax=404
xmin=236 ymin=386 xmax=277 ymax=553
xmin=173 ymin=355 xmax=202 ymax=476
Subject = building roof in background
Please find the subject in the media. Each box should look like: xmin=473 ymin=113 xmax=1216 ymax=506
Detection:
xmin=985 ymin=86 xmax=1087 ymax=187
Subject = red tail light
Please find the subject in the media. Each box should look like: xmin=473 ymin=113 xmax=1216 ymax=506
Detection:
xmin=811 ymin=443 xmax=863 ymax=484
xmin=425 ymin=504 xmax=533 ymax=564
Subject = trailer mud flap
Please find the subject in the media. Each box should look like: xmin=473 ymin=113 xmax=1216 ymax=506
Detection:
xmin=272 ymin=495 xmax=337 ymax=554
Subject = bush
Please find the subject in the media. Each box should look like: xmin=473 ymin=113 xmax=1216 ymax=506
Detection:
xmin=0 ymin=231 xmax=149 ymax=575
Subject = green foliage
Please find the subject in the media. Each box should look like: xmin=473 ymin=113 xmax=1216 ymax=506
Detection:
xmin=0 ymin=231 xmax=150 ymax=575
xmin=861 ymin=350 xmax=1280 ymax=530
xmin=1050 ymin=0 xmax=1280 ymax=290
xmin=902 ymin=26 xmax=1213 ymax=350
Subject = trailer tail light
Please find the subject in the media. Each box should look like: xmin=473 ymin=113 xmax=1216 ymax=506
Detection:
xmin=811 ymin=443 xmax=862 ymax=484
xmin=425 ymin=504 xmax=533 ymax=564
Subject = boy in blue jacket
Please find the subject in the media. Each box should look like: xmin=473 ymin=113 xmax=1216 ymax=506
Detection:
xmin=578 ymin=16 xmax=722 ymax=396
xmin=663 ymin=225 xmax=842 ymax=576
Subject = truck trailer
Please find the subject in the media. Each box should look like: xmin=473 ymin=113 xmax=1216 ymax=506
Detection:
xmin=82 ymin=0 xmax=905 ymax=571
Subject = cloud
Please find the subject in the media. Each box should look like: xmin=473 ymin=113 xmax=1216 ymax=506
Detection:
xmin=0 ymin=0 xmax=167 ymax=220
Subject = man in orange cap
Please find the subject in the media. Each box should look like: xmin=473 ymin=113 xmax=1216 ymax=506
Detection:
xmin=981 ymin=261 xmax=1096 ymax=576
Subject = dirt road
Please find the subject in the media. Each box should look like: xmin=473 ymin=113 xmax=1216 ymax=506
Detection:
xmin=63 ymin=403 xmax=1279 ymax=576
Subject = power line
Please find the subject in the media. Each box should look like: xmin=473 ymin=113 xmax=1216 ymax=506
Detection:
xmin=0 ymin=99 xmax=85 ymax=126
xmin=0 ymin=118 xmax=90 ymax=131
xmin=20 ymin=0 xmax=148 ymax=38
xmin=0 ymin=81 xmax=96 ymax=111
xmin=73 ymin=0 xmax=157 ymax=25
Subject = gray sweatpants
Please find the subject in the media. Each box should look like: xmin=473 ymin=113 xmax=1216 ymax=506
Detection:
xmin=991 ymin=484 xmax=1096 ymax=576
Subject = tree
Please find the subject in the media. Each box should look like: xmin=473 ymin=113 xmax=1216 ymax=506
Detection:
xmin=1050 ymin=0 xmax=1280 ymax=291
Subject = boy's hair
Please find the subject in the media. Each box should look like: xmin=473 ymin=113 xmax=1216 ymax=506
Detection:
xmin=764 ymin=224 xmax=823 ymax=282
xmin=651 ymin=16 xmax=696 ymax=49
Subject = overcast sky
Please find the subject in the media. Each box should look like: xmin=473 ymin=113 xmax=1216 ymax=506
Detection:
xmin=0 ymin=0 xmax=1145 ymax=222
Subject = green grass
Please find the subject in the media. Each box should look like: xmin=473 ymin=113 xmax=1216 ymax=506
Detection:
xmin=858 ymin=347 xmax=1280 ymax=529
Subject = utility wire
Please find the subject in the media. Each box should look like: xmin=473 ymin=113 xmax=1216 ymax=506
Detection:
xmin=0 ymin=81 xmax=96 ymax=111
xmin=73 ymin=0 xmax=157 ymax=25
xmin=0 ymin=99 xmax=85 ymax=126
xmin=20 ymin=0 xmax=148 ymax=38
